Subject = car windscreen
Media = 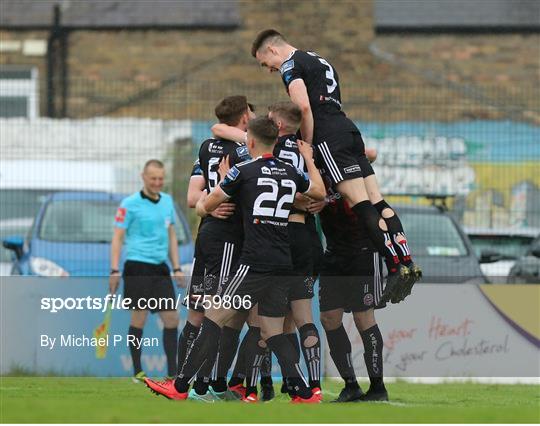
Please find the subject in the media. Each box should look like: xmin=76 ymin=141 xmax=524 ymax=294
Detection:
xmin=39 ymin=200 xmax=188 ymax=245
xmin=400 ymin=211 xmax=468 ymax=256
xmin=469 ymin=235 xmax=535 ymax=259
xmin=0 ymin=189 xmax=52 ymax=220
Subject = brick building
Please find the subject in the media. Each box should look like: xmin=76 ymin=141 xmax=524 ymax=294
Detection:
xmin=0 ymin=0 xmax=538 ymax=122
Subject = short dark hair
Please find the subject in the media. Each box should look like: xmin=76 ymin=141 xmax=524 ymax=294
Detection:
xmin=214 ymin=95 xmax=248 ymax=126
xmin=248 ymin=116 xmax=278 ymax=147
xmin=248 ymin=102 xmax=255 ymax=112
xmin=251 ymin=29 xmax=286 ymax=57
xmin=268 ymin=101 xmax=302 ymax=133
xmin=143 ymin=159 xmax=164 ymax=172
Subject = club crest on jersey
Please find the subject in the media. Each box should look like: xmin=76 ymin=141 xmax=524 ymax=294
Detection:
xmin=280 ymin=59 xmax=294 ymax=74
xmin=261 ymin=166 xmax=271 ymax=175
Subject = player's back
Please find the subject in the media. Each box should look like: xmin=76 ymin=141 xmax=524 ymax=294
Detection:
xmin=197 ymin=138 xmax=250 ymax=231
xmin=221 ymin=154 xmax=310 ymax=271
xmin=273 ymin=134 xmax=306 ymax=172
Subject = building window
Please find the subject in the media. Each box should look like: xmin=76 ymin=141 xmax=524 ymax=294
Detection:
xmin=0 ymin=66 xmax=39 ymax=119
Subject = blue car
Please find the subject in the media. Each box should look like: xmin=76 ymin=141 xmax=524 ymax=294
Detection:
xmin=3 ymin=191 xmax=194 ymax=277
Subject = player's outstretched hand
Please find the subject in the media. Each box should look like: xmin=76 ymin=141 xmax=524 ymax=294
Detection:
xmin=173 ymin=270 xmax=186 ymax=288
xmin=211 ymin=202 xmax=236 ymax=220
xmin=219 ymin=155 xmax=231 ymax=180
xmin=307 ymin=199 xmax=327 ymax=214
xmin=297 ymin=139 xmax=313 ymax=159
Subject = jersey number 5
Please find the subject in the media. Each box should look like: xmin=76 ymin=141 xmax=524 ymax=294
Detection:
xmin=253 ymin=178 xmax=296 ymax=218
xmin=208 ymin=157 xmax=221 ymax=191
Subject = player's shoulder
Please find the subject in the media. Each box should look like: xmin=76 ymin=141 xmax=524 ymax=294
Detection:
xmin=235 ymin=156 xmax=258 ymax=170
xmin=279 ymin=49 xmax=308 ymax=75
xmin=121 ymin=191 xmax=141 ymax=206
xmin=277 ymin=134 xmax=299 ymax=149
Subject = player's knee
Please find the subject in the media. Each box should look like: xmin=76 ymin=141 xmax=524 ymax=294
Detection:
xmin=378 ymin=218 xmax=388 ymax=231
xmin=353 ymin=310 xmax=376 ymax=331
xmin=320 ymin=312 xmax=340 ymax=330
xmin=299 ymin=323 xmax=319 ymax=348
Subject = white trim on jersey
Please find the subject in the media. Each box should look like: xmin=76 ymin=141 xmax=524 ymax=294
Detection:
xmin=223 ymin=264 xmax=250 ymax=298
xmin=318 ymin=141 xmax=344 ymax=183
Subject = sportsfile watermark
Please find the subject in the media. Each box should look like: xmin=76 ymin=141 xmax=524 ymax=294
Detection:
xmin=40 ymin=294 xmax=252 ymax=313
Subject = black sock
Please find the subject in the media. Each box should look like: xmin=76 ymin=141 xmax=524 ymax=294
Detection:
xmin=299 ymin=323 xmax=321 ymax=389
xmin=260 ymin=348 xmax=273 ymax=386
xmin=175 ymin=317 xmax=221 ymax=393
xmin=266 ymin=334 xmax=311 ymax=399
xmin=374 ymin=200 xmax=412 ymax=266
xmin=229 ymin=330 xmax=249 ymax=387
xmin=281 ymin=333 xmax=300 ymax=393
xmin=163 ymin=327 xmax=178 ymax=377
xmin=360 ymin=324 xmax=385 ymax=391
xmin=212 ymin=326 xmax=241 ymax=392
xmin=177 ymin=321 xmax=200 ymax=375
xmin=244 ymin=326 xmax=266 ymax=396
xmin=351 ymin=201 xmax=400 ymax=273
xmin=325 ymin=324 xmax=359 ymax=389
xmin=128 ymin=326 xmax=143 ymax=375
xmin=193 ymin=376 xmax=210 ymax=395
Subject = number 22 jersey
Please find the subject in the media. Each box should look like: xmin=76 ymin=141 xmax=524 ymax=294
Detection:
xmin=220 ymin=154 xmax=311 ymax=271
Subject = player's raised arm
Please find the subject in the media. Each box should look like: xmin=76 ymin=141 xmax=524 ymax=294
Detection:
xmin=211 ymin=123 xmax=247 ymax=144
xmin=288 ymin=79 xmax=314 ymax=144
xmin=297 ymin=139 xmax=325 ymax=200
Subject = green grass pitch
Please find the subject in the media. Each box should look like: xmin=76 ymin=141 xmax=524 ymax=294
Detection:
xmin=1 ymin=378 xmax=538 ymax=423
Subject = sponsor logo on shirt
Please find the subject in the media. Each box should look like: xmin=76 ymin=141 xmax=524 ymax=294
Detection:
xmin=285 ymin=139 xmax=297 ymax=148
xmin=236 ymin=145 xmax=249 ymax=158
xmin=261 ymin=166 xmax=271 ymax=175
xmin=280 ymin=59 xmax=294 ymax=74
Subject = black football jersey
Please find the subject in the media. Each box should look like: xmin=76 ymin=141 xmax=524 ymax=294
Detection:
xmin=279 ymin=50 xmax=357 ymax=135
xmin=194 ymin=138 xmax=250 ymax=233
xmin=319 ymin=175 xmax=374 ymax=255
xmin=273 ymin=134 xmax=307 ymax=173
xmin=220 ymin=154 xmax=311 ymax=270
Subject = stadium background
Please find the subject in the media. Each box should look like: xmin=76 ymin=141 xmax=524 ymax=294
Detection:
xmin=1 ymin=0 xmax=539 ymax=380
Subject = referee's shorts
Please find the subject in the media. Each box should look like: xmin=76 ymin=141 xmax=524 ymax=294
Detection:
xmin=123 ymin=260 xmax=176 ymax=313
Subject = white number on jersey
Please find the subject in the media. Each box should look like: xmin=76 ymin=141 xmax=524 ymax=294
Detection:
xmin=278 ymin=147 xmax=305 ymax=171
xmin=253 ymin=178 xmax=297 ymax=218
xmin=207 ymin=157 xmax=220 ymax=190
xmin=307 ymin=51 xmax=337 ymax=94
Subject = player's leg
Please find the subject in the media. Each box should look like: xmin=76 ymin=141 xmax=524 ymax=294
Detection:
xmin=228 ymin=307 xmax=258 ymax=396
xmin=353 ymin=251 xmax=388 ymax=401
xmin=361 ymin=158 xmax=422 ymax=300
xmin=287 ymin=221 xmax=322 ymax=396
xmin=290 ymin=299 xmax=321 ymax=395
xmin=178 ymin=248 xmax=205 ymax=372
xmin=258 ymin=274 xmax=318 ymax=403
xmin=319 ymin=258 xmax=363 ymax=402
xmin=353 ymin=309 xmax=388 ymax=401
xmin=211 ymin=311 xmax=248 ymax=394
xmin=276 ymin=312 xmax=299 ymax=396
xmin=190 ymin=236 xmax=237 ymax=397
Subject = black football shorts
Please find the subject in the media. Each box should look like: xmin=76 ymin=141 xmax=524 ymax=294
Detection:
xmin=319 ymin=249 xmax=384 ymax=313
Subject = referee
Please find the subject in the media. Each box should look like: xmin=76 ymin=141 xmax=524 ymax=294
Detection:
xmin=109 ymin=159 xmax=185 ymax=382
